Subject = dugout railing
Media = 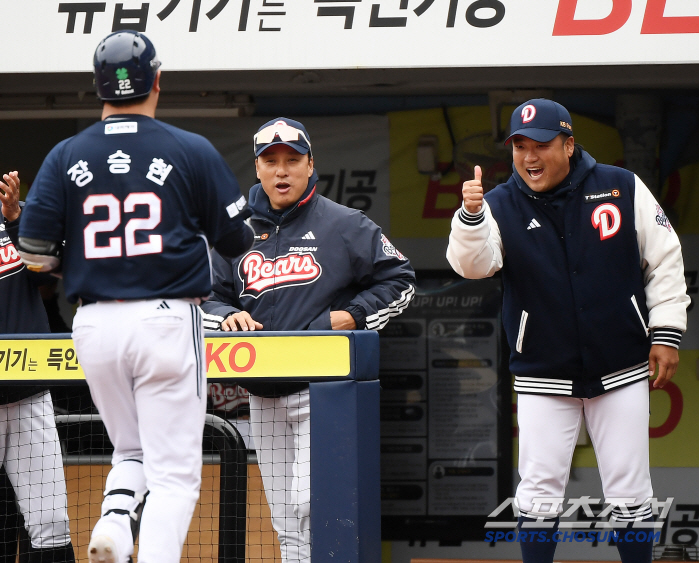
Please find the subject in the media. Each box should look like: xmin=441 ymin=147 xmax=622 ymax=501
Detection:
xmin=0 ymin=330 xmax=381 ymax=563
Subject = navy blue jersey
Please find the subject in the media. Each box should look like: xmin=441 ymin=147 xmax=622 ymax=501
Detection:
xmin=1 ymin=213 xmax=50 ymax=334
xmin=1 ymin=207 xmax=52 ymax=404
xmin=20 ymin=115 xmax=252 ymax=303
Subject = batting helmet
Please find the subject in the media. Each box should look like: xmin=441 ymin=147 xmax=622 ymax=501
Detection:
xmin=93 ymin=30 xmax=161 ymax=101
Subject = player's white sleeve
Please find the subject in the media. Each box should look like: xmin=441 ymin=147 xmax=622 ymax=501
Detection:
xmin=634 ymin=174 xmax=690 ymax=339
xmin=446 ymin=200 xmax=504 ymax=279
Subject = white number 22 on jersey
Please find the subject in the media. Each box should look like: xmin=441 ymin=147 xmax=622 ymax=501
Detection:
xmin=83 ymin=193 xmax=163 ymax=259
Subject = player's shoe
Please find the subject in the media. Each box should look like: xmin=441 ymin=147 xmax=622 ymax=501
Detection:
xmin=87 ymin=534 xmax=119 ymax=563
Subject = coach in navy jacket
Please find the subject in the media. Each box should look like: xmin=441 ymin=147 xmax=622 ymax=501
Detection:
xmin=447 ymin=99 xmax=688 ymax=563
xmin=202 ymin=127 xmax=415 ymax=397
xmin=201 ymin=117 xmax=415 ymax=562
xmin=204 ymin=167 xmax=413 ymax=336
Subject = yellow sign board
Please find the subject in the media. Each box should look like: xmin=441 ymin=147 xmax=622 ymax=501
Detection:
xmin=0 ymin=335 xmax=351 ymax=381
xmin=205 ymin=336 xmax=351 ymax=379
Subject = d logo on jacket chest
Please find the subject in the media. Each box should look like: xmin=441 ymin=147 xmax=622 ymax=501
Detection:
xmin=591 ymin=203 xmax=621 ymax=240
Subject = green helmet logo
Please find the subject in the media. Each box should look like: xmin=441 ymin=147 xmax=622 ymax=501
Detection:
xmin=115 ymin=68 xmax=129 ymax=80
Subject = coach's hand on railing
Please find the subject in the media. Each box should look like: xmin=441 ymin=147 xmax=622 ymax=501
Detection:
xmin=221 ymin=311 xmax=264 ymax=332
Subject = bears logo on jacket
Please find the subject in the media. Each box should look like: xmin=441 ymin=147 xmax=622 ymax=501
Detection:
xmin=238 ymin=250 xmax=322 ymax=298
xmin=0 ymin=228 xmax=24 ymax=279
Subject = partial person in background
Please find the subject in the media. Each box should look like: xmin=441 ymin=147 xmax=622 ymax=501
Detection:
xmin=201 ymin=117 xmax=416 ymax=563
xmin=447 ymin=98 xmax=689 ymax=563
xmin=0 ymin=171 xmax=75 ymax=563
xmin=17 ymin=30 xmax=254 ymax=563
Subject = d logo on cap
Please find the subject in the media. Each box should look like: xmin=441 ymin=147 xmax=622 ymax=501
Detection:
xmin=504 ymin=98 xmax=573 ymax=145
xmin=521 ymin=105 xmax=536 ymax=124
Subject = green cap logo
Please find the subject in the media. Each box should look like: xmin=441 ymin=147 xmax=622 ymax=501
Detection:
xmin=115 ymin=68 xmax=129 ymax=80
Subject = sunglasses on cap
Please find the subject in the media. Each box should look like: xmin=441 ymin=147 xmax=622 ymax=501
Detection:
xmin=253 ymin=122 xmax=311 ymax=150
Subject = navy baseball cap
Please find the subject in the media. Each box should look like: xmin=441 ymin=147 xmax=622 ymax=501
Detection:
xmin=253 ymin=117 xmax=312 ymax=157
xmin=505 ymin=99 xmax=573 ymax=145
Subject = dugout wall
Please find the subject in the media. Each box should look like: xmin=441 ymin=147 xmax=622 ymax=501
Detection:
xmin=0 ymin=330 xmax=381 ymax=563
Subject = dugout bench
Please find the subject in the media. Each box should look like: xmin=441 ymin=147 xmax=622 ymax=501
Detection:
xmin=0 ymin=330 xmax=381 ymax=563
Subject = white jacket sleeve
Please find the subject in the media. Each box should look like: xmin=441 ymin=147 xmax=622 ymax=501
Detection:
xmin=446 ymin=200 xmax=504 ymax=279
xmin=634 ymin=174 xmax=690 ymax=344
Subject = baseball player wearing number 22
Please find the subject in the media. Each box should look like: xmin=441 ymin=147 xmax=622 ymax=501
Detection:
xmin=447 ymin=99 xmax=689 ymax=563
xmin=17 ymin=31 xmax=254 ymax=563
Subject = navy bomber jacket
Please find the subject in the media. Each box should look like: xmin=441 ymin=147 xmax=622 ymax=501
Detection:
xmin=447 ymin=149 xmax=689 ymax=398
xmin=201 ymin=171 xmax=416 ymax=397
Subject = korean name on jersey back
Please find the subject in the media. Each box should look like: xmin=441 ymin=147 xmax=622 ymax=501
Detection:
xmin=238 ymin=250 xmax=322 ymax=298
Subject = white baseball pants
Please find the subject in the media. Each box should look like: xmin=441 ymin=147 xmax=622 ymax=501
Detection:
xmin=250 ymin=388 xmax=311 ymax=563
xmin=72 ymin=299 xmax=206 ymax=563
xmin=516 ymin=379 xmax=653 ymax=517
xmin=0 ymin=390 xmax=71 ymax=548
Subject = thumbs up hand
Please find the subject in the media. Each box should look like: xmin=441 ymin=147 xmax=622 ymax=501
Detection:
xmin=462 ymin=165 xmax=484 ymax=214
